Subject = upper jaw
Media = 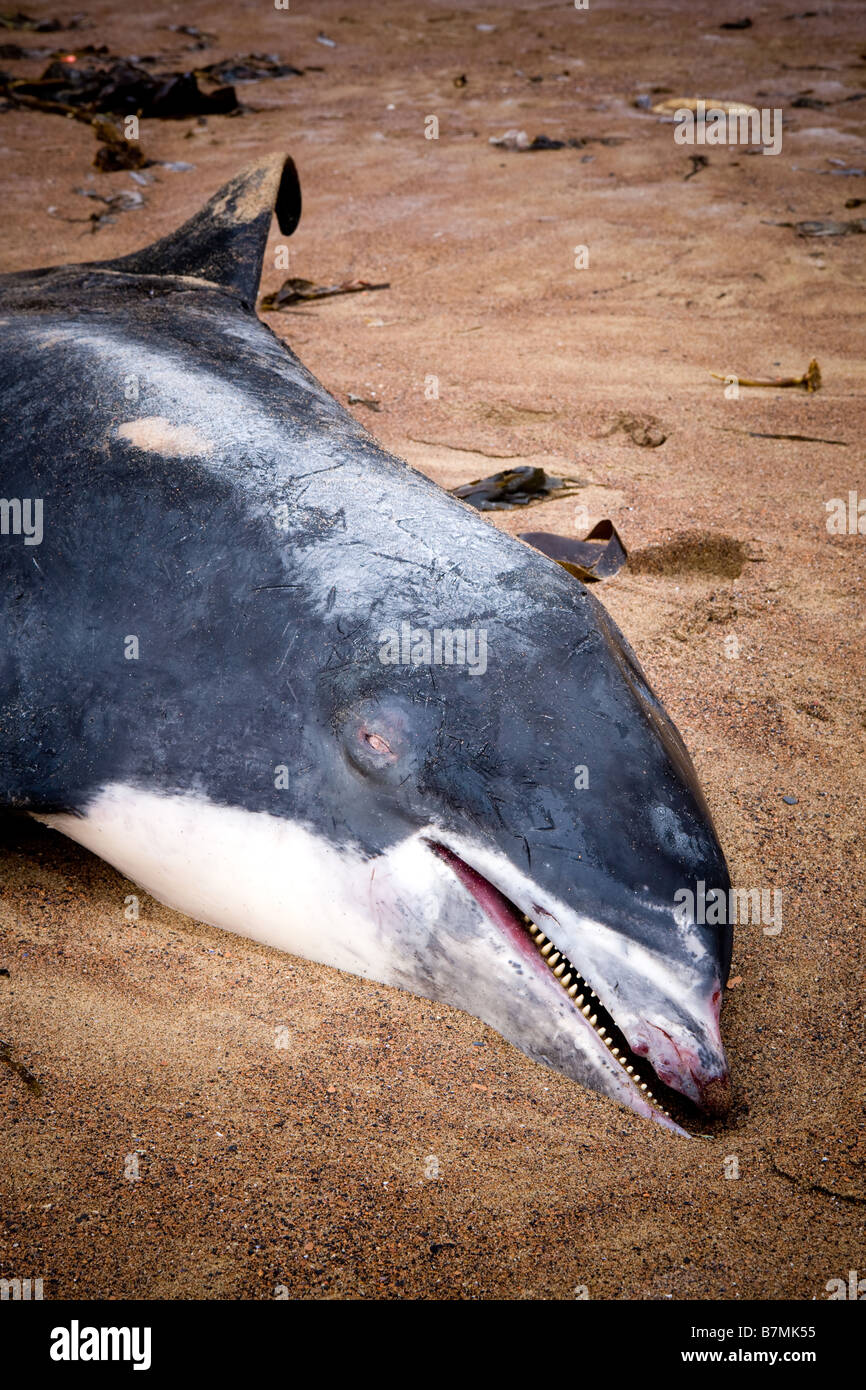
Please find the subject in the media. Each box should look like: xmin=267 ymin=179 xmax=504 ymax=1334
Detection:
xmin=425 ymin=833 xmax=731 ymax=1134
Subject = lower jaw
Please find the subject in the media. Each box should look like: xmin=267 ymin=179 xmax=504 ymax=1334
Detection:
xmin=427 ymin=839 xmax=705 ymax=1134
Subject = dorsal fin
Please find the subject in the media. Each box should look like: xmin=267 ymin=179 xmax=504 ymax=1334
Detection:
xmin=100 ymin=153 xmax=301 ymax=304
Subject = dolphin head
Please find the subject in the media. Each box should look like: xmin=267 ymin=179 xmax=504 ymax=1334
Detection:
xmin=293 ymin=528 xmax=733 ymax=1136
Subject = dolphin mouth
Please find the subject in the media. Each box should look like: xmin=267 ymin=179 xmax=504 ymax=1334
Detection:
xmin=427 ymin=840 xmax=707 ymax=1134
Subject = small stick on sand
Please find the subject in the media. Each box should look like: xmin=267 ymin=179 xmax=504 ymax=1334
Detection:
xmin=710 ymin=358 xmax=822 ymax=392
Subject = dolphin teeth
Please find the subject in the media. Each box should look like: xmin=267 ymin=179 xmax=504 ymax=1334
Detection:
xmin=518 ymin=909 xmax=671 ymax=1119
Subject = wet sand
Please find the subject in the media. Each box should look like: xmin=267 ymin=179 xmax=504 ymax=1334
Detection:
xmin=1 ymin=0 xmax=864 ymax=1299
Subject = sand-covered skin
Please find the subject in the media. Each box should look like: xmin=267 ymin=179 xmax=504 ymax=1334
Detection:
xmin=1 ymin=0 xmax=864 ymax=1300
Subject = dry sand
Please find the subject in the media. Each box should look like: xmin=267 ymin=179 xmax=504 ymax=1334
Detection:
xmin=1 ymin=0 xmax=864 ymax=1300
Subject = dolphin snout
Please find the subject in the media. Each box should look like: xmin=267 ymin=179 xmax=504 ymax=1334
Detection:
xmin=639 ymin=1018 xmax=732 ymax=1117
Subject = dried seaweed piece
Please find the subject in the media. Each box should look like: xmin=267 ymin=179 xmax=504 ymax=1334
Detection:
xmin=197 ymin=53 xmax=303 ymax=84
xmin=1 ymin=55 xmax=238 ymax=118
xmin=795 ymin=218 xmax=866 ymax=236
xmin=0 ymin=10 xmax=85 ymax=30
xmin=163 ymin=24 xmax=218 ymax=45
xmin=748 ymin=431 xmax=842 ymax=443
xmin=260 ymin=276 xmax=390 ymax=310
xmin=766 ymin=216 xmax=866 ymax=237
xmin=489 ymin=129 xmax=623 ymax=152
xmin=519 ymin=521 xmax=627 ymax=582
xmin=92 ymin=115 xmax=150 ymax=172
xmin=49 ymin=184 xmax=146 ymax=233
xmin=452 ymin=466 xmax=583 ymax=511
xmin=0 ymin=39 xmax=48 ymax=56
xmin=527 ymin=133 xmax=570 ymax=149
xmin=710 ymin=358 xmax=821 ymax=391
xmin=713 ymin=425 xmax=847 ymax=445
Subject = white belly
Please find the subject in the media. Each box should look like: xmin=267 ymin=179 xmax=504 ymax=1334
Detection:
xmin=34 ymin=782 xmax=422 ymax=983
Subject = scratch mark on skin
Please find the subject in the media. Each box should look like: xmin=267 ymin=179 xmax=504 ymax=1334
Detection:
xmin=116 ymin=417 xmax=214 ymax=457
xmin=276 ymin=637 xmax=297 ymax=675
xmin=293 ymin=462 xmax=347 ymax=481
xmin=370 ymin=552 xmax=418 ymax=565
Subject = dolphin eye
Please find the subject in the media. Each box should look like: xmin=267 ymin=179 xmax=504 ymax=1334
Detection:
xmin=362 ymin=730 xmax=392 ymax=755
xmin=341 ymin=697 xmax=416 ymax=778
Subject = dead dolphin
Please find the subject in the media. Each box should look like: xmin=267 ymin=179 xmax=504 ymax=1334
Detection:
xmin=0 ymin=154 xmax=733 ymax=1133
